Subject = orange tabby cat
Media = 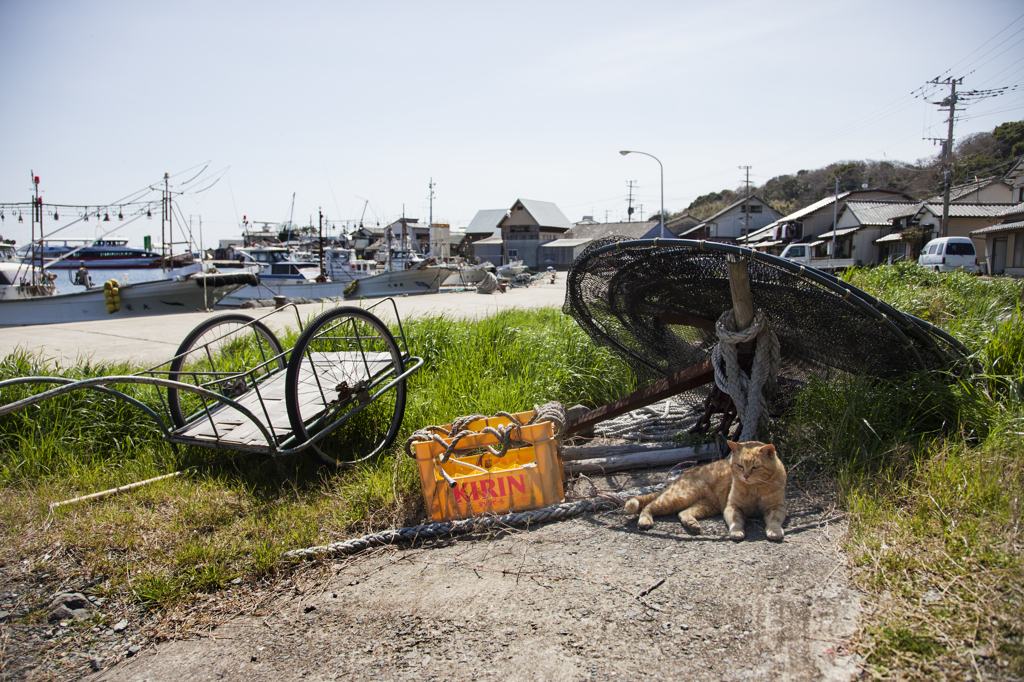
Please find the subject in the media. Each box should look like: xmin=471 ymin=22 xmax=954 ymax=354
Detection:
xmin=623 ymin=440 xmax=787 ymax=541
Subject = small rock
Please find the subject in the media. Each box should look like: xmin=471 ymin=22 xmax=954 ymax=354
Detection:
xmin=923 ymin=590 xmax=942 ymax=602
xmin=47 ymin=593 xmax=92 ymax=623
xmin=304 ymin=605 xmax=317 ymax=614
xmin=126 ymin=644 xmax=140 ymax=657
xmin=112 ymin=619 xmax=128 ymax=632
xmin=970 ymin=646 xmax=994 ymax=658
xmin=251 ymin=655 xmax=258 ymax=662
xmin=230 ymin=578 xmax=242 ymax=585
xmin=0 ymin=611 xmax=10 ymax=622
xmin=90 ymin=657 xmax=103 ymax=671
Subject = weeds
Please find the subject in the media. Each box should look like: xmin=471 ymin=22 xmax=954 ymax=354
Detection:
xmin=792 ymin=264 xmax=1024 ymax=678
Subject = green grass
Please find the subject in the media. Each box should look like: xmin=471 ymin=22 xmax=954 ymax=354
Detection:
xmin=786 ymin=263 xmax=1024 ymax=679
xmin=0 ymin=307 xmax=635 ymax=611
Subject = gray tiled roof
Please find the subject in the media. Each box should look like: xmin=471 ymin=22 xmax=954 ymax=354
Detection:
xmin=917 ymin=203 xmax=1016 ymax=219
xmin=842 ymin=201 xmax=918 ymax=226
xmin=970 ymin=220 xmax=1024 ymax=236
xmin=514 ymin=199 xmax=573 ymax=230
xmin=566 ymin=220 xmax=657 ymax=241
xmin=466 ymin=209 xmax=507 ymax=235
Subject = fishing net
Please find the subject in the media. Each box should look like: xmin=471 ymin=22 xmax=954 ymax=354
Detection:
xmin=563 ymin=238 xmax=971 ymax=434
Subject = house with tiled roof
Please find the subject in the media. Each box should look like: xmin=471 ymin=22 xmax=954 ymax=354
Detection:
xmin=971 ymin=203 xmax=1024 ymax=276
xmin=676 ymin=196 xmax=782 ymax=242
xmin=539 ymin=220 xmax=659 ymax=268
xmin=473 ymin=199 xmax=572 ymax=268
xmin=910 ymin=202 xmax=1014 ymax=256
xmin=744 ymin=189 xmax=912 ymax=258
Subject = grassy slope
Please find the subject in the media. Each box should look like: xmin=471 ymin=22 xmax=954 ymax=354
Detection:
xmin=785 ymin=263 xmax=1023 ymax=679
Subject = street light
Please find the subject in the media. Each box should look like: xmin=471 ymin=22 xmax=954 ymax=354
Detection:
xmin=620 ymin=150 xmax=666 ymax=238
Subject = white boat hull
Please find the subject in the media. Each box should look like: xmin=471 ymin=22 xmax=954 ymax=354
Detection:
xmin=215 ymin=267 xmax=454 ymax=307
xmin=0 ymin=274 xmax=252 ymax=327
xmin=442 ymin=267 xmax=488 ymax=286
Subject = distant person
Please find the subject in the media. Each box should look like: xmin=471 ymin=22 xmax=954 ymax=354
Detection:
xmin=74 ymin=262 xmax=93 ymax=287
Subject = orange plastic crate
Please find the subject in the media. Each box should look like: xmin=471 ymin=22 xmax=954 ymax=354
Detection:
xmin=412 ymin=410 xmax=564 ymax=522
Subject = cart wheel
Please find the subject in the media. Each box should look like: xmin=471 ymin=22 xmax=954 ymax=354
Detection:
xmin=167 ymin=313 xmax=286 ymax=428
xmin=285 ymin=307 xmax=406 ymax=468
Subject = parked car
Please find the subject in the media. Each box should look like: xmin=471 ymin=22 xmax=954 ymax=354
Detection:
xmin=778 ymin=242 xmax=855 ymax=271
xmin=917 ymin=237 xmax=979 ymax=273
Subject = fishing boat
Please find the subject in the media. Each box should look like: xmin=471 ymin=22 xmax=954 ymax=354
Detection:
xmin=0 ymin=241 xmax=256 ymax=327
xmin=18 ymin=238 xmax=194 ymax=270
xmin=214 ymin=235 xmax=453 ymax=307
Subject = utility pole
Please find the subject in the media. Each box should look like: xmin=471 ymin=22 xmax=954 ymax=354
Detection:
xmin=626 ymin=180 xmax=637 ymax=222
xmin=639 ymin=204 xmax=643 ymax=222
xmin=739 ymin=166 xmax=752 ymax=241
xmin=927 ymin=77 xmax=961 ymax=238
xmin=923 ymin=77 xmax=1009 ymax=237
xmin=831 ymin=176 xmax=839 ymax=261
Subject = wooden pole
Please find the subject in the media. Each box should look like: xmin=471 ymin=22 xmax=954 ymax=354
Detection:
xmin=725 ymin=254 xmax=756 ymax=364
xmin=564 ymin=445 xmax=716 ymax=475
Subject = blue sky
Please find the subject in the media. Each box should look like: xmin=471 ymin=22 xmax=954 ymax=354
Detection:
xmin=1 ymin=0 xmax=1022 ymax=248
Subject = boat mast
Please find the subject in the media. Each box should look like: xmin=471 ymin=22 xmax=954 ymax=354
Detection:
xmin=31 ymin=171 xmax=42 ymax=285
xmin=161 ymin=172 xmax=170 ymax=271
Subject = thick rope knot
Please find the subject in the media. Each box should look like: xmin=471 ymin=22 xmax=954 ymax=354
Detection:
xmin=404 ymin=402 xmax=567 ymax=462
xmin=711 ymin=309 xmax=782 ymax=441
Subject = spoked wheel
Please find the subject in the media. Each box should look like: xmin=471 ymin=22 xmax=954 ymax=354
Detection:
xmin=285 ymin=307 xmax=406 ymax=468
xmin=167 ymin=313 xmax=286 ymax=428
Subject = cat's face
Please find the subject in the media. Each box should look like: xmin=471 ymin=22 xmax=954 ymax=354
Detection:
xmin=726 ymin=440 xmax=777 ymax=484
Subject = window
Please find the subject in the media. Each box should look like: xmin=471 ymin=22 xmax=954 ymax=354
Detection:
xmin=508 ymin=249 xmax=518 ymax=259
xmin=788 ymin=246 xmax=805 ymax=257
xmin=739 ymin=204 xmax=763 ymax=213
xmin=946 ymin=242 xmax=975 ymax=256
xmin=1014 ymin=234 xmax=1024 ymax=268
xmin=928 ymin=245 xmax=937 ymax=254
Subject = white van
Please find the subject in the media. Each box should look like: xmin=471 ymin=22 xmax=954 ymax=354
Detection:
xmin=918 ymin=237 xmax=979 ymax=273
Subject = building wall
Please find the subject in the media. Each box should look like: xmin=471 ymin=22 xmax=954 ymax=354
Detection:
xmin=952 ymin=184 xmax=1013 ymax=203
xmin=475 ymin=243 xmax=502 ymax=265
xmin=850 ymin=226 xmax=888 ymax=265
xmin=918 ymin=214 xmax=1000 ymax=256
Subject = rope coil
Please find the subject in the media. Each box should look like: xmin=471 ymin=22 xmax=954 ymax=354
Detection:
xmin=404 ymin=402 xmax=566 ymax=463
xmin=711 ymin=309 xmax=781 ymax=441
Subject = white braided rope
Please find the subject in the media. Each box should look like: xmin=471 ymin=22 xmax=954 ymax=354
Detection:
xmin=711 ymin=309 xmax=782 ymax=442
xmin=284 ymin=484 xmax=661 ymax=559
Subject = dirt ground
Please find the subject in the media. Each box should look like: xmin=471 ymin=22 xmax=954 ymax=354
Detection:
xmin=70 ymin=469 xmax=861 ymax=682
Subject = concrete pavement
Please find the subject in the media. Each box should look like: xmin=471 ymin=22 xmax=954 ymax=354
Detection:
xmin=0 ymin=280 xmax=569 ymax=367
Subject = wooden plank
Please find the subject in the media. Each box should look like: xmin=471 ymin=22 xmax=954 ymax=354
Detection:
xmin=565 ymin=357 xmax=714 ymax=435
xmin=561 ymin=442 xmax=692 ymax=461
xmin=564 ymin=445 xmax=717 ymax=475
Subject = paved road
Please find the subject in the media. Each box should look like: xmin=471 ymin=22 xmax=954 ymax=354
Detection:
xmin=0 ymin=280 xmax=568 ymax=367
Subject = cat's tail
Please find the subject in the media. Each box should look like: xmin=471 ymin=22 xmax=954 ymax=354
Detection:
xmin=623 ymin=491 xmax=660 ymax=515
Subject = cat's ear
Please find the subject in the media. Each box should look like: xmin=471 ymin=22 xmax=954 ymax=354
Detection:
xmin=726 ymin=440 xmax=740 ymax=453
xmin=759 ymin=444 xmax=776 ymax=459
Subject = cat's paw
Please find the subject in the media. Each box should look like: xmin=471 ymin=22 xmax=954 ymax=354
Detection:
xmin=637 ymin=515 xmax=654 ymax=530
xmin=729 ymin=530 xmax=746 ymax=541
xmin=766 ymin=526 xmax=785 ymax=541
xmin=623 ymin=498 xmax=640 ymax=515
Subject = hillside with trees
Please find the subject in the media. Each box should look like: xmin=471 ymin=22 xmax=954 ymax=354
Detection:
xmin=679 ymin=119 xmax=1024 ymax=221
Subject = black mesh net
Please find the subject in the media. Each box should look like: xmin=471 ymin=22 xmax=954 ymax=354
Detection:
xmin=563 ymin=238 xmax=969 ymax=431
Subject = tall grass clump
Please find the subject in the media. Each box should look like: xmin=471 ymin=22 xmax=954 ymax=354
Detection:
xmin=790 ymin=263 xmax=1024 ymax=678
